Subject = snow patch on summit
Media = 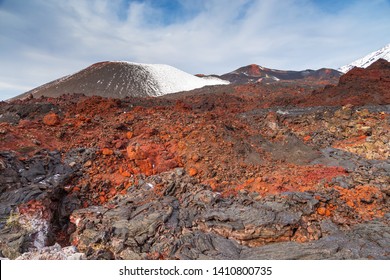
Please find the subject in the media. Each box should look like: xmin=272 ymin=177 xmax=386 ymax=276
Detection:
xmin=339 ymin=44 xmax=390 ymax=73
xmin=117 ymin=61 xmax=229 ymax=95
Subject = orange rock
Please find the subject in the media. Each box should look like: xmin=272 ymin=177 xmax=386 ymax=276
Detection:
xmin=246 ymin=178 xmax=255 ymax=184
xmin=127 ymin=146 xmax=147 ymax=160
xmin=108 ymin=188 xmax=117 ymax=196
xmin=335 ymin=185 xmax=384 ymax=219
xmin=317 ymin=207 xmax=326 ymax=215
xmin=135 ymin=159 xmax=153 ymax=175
xmin=99 ymin=195 xmax=106 ymax=204
xmin=102 ymin=148 xmax=114 ymax=155
xmin=43 ymin=112 xmax=60 ymax=126
xmin=121 ymin=170 xmax=131 ymax=177
xmin=126 ymin=131 xmax=134 ymax=139
xmin=254 ymin=177 xmax=263 ymax=183
xmin=191 ymin=153 xmax=200 ymax=162
xmin=125 ymin=182 xmax=132 ymax=189
xmin=357 ymin=135 xmax=367 ymax=141
xmin=154 ymin=159 xmax=178 ymax=173
xmin=207 ymin=179 xmax=218 ymax=191
xmin=188 ymin=167 xmax=198 ymax=176
xmin=126 ymin=147 xmax=137 ymax=160
xmin=346 ymin=200 xmax=355 ymax=207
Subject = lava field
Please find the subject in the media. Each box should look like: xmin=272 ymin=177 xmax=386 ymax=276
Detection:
xmin=0 ymin=60 xmax=389 ymax=260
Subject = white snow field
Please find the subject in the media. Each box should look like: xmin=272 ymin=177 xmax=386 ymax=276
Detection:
xmin=339 ymin=43 xmax=390 ymax=73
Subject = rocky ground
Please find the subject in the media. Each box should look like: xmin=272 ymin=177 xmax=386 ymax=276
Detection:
xmin=0 ymin=60 xmax=389 ymax=259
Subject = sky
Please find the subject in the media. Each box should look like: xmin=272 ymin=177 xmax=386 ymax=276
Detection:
xmin=1 ymin=0 xmax=390 ymax=100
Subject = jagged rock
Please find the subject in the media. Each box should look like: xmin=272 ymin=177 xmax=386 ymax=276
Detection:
xmin=240 ymin=220 xmax=390 ymax=259
xmin=62 ymin=169 xmax=389 ymax=259
xmin=0 ymin=150 xmax=86 ymax=258
xmin=0 ymin=112 xmax=20 ymax=124
xmin=0 ymin=102 xmax=57 ymax=120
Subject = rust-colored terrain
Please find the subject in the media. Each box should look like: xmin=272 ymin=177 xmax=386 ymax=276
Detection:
xmin=0 ymin=59 xmax=389 ymax=259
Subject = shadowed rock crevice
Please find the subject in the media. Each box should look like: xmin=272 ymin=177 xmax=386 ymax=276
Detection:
xmin=0 ymin=149 xmax=94 ymax=258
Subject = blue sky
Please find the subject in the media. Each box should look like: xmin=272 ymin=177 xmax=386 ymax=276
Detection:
xmin=0 ymin=0 xmax=390 ymax=100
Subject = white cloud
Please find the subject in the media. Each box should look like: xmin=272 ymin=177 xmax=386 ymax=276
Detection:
xmin=1 ymin=0 xmax=390 ymax=100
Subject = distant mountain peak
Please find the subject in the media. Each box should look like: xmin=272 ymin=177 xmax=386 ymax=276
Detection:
xmin=220 ymin=64 xmax=342 ymax=85
xmin=339 ymin=43 xmax=390 ymax=73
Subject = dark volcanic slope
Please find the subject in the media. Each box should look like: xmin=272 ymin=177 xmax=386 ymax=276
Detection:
xmin=220 ymin=64 xmax=342 ymax=84
xmin=14 ymin=62 xmax=160 ymax=100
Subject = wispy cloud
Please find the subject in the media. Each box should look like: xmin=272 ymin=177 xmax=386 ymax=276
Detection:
xmin=1 ymin=0 xmax=390 ymax=100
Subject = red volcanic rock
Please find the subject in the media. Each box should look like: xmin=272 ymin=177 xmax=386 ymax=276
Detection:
xmin=43 ymin=112 xmax=60 ymax=126
xmin=135 ymin=159 xmax=153 ymax=176
xmin=316 ymin=207 xmax=327 ymax=216
xmin=339 ymin=63 xmax=384 ymax=85
xmin=102 ymin=148 xmax=114 ymax=155
xmin=154 ymin=159 xmax=178 ymax=174
xmin=188 ymin=167 xmax=198 ymax=176
xmin=126 ymin=142 xmax=179 ymax=176
xmin=335 ymin=185 xmax=385 ymax=220
xmin=126 ymin=131 xmax=134 ymax=139
xmin=127 ymin=146 xmax=147 ymax=160
xmin=305 ymin=58 xmax=390 ymax=106
xmin=18 ymin=200 xmax=52 ymax=220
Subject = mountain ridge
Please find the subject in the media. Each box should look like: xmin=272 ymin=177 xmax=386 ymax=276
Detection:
xmin=339 ymin=43 xmax=390 ymax=73
xmin=218 ymin=64 xmax=342 ymax=84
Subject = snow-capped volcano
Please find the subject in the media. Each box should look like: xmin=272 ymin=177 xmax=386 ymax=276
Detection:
xmin=339 ymin=43 xmax=390 ymax=73
xmin=12 ymin=61 xmax=229 ymax=100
